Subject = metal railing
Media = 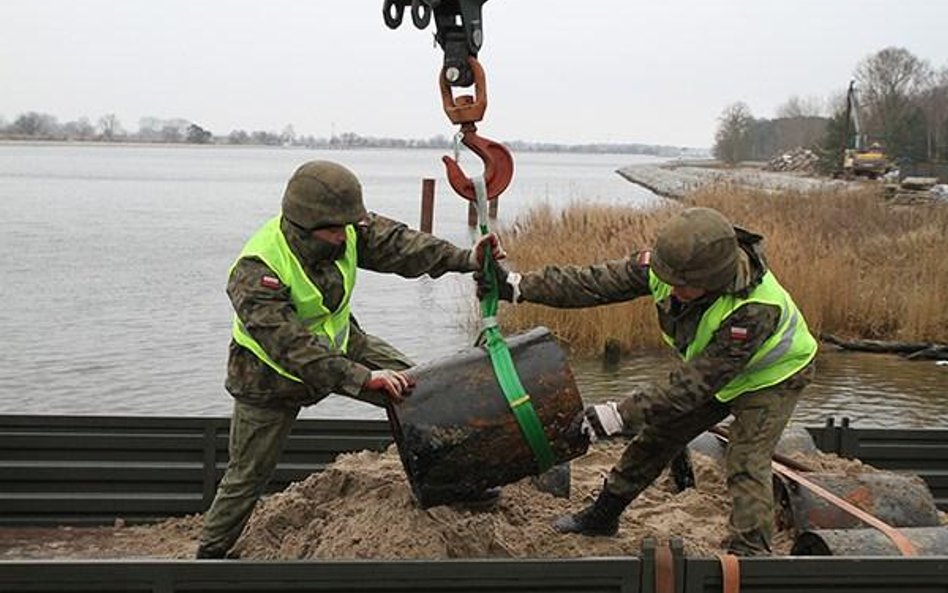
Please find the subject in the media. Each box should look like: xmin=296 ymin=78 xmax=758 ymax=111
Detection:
xmin=1 ymin=414 xmax=946 ymax=526
xmin=0 ymin=539 xmax=946 ymax=593
xmin=2 ymin=415 xmax=948 ymax=592
xmin=0 ymin=414 xmax=392 ymax=525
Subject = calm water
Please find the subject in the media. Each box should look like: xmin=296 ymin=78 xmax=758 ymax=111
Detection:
xmin=0 ymin=143 xmax=944 ymax=428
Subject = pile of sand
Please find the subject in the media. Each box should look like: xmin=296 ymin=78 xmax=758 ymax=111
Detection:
xmin=1 ymin=437 xmax=923 ymax=561
xmin=233 ymin=440 xmax=732 ymax=559
xmin=232 ymin=437 xmax=886 ymax=560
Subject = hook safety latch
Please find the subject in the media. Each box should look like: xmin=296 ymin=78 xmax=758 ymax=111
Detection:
xmin=442 ymin=123 xmax=514 ymax=201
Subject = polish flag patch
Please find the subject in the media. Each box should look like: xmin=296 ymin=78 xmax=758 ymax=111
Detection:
xmin=260 ymin=275 xmax=282 ymax=290
xmin=729 ymin=326 xmax=749 ymax=341
xmin=637 ymin=250 xmax=652 ymax=267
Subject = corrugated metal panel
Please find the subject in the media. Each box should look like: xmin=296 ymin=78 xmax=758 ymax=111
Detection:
xmin=0 ymin=558 xmax=642 ymax=593
xmin=1 ymin=555 xmax=946 ymax=593
xmin=681 ymin=556 xmax=948 ymax=593
xmin=1 ymin=415 xmax=946 ymax=525
xmin=0 ymin=415 xmax=393 ymax=526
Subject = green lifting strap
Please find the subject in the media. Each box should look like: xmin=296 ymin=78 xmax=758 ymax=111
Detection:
xmin=473 ymin=177 xmax=555 ymax=473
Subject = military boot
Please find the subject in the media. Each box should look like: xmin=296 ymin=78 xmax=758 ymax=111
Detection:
xmin=725 ymin=529 xmax=772 ymax=557
xmin=552 ymin=489 xmax=629 ymax=536
xmin=195 ymin=544 xmax=239 ymax=560
xmin=195 ymin=545 xmax=226 ymax=559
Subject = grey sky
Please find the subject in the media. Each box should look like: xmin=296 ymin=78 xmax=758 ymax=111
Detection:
xmin=2 ymin=0 xmax=945 ymax=148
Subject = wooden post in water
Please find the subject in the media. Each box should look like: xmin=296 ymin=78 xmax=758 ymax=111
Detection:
xmin=420 ymin=178 xmax=435 ymax=233
xmin=602 ymin=338 xmax=622 ymax=370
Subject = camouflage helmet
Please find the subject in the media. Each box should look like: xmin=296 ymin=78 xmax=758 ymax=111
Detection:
xmin=281 ymin=161 xmax=367 ymax=229
xmin=651 ymin=207 xmax=739 ymax=292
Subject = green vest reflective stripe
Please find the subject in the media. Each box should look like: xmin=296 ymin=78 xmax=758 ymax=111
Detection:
xmin=230 ymin=216 xmax=357 ymax=382
xmin=648 ymin=268 xmax=817 ymax=402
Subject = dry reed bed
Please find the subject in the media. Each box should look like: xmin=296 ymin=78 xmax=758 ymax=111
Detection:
xmin=495 ymin=186 xmax=948 ymax=356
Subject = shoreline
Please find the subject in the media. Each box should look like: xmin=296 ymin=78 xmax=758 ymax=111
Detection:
xmin=617 ymin=161 xmax=854 ymax=199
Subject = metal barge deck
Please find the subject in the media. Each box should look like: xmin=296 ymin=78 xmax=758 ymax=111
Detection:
xmin=0 ymin=414 xmax=946 ymax=592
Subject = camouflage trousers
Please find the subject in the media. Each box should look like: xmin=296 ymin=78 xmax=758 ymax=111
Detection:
xmin=609 ymin=378 xmax=806 ymax=556
xmin=198 ymin=332 xmax=412 ymax=557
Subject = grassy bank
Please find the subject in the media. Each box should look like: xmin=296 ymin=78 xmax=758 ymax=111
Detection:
xmin=494 ymin=186 xmax=948 ymax=356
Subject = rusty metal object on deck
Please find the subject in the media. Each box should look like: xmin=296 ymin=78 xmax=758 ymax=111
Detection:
xmin=776 ymin=471 xmax=941 ymax=533
xmin=687 ymin=424 xmax=818 ymax=465
xmin=774 ymin=425 xmax=819 ymax=457
xmin=387 ymin=327 xmax=589 ymax=508
xmin=686 ymin=431 xmax=727 ymax=462
xmin=792 ymin=526 xmax=948 ymax=556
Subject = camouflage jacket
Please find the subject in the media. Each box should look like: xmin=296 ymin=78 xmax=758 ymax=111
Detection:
xmin=518 ymin=228 xmax=813 ymax=405
xmin=226 ymin=213 xmax=477 ymax=409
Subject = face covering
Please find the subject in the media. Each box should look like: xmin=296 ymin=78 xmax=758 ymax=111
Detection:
xmin=309 ymin=236 xmax=346 ymax=262
xmin=281 ymin=217 xmax=346 ymax=263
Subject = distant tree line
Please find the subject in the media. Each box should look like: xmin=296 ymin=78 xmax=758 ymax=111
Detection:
xmin=0 ymin=113 xmax=700 ymax=157
xmin=0 ymin=113 xmax=217 ymax=145
xmin=713 ymin=47 xmax=948 ymax=169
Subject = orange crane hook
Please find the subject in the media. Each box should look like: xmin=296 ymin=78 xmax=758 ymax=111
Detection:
xmin=439 ymin=57 xmax=514 ymax=201
xmin=442 ymin=124 xmax=514 ymax=201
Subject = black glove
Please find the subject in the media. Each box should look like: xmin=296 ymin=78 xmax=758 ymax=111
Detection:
xmin=670 ymin=450 xmax=696 ymax=492
xmin=474 ymin=261 xmax=519 ymax=302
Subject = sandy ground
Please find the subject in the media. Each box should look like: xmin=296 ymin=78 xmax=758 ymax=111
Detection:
xmin=2 ymin=435 xmax=923 ymax=561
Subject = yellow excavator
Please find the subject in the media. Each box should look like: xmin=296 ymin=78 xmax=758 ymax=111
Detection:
xmin=840 ymin=80 xmax=892 ymax=180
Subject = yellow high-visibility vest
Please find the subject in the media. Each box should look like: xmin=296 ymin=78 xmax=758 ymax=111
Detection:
xmin=648 ymin=269 xmax=817 ymax=402
xmin=231 ymin=216 xmax=357 ymax=382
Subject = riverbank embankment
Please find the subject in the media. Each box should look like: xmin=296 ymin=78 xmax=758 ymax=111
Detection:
xmin=617 ymin=161 xmax=853 ymax=199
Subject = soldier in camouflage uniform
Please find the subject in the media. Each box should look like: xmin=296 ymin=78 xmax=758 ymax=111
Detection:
xmin=197 ymin=160 xmax=501 ymax=559
xmin=480 ymin=207 xmax=817 ymax=556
